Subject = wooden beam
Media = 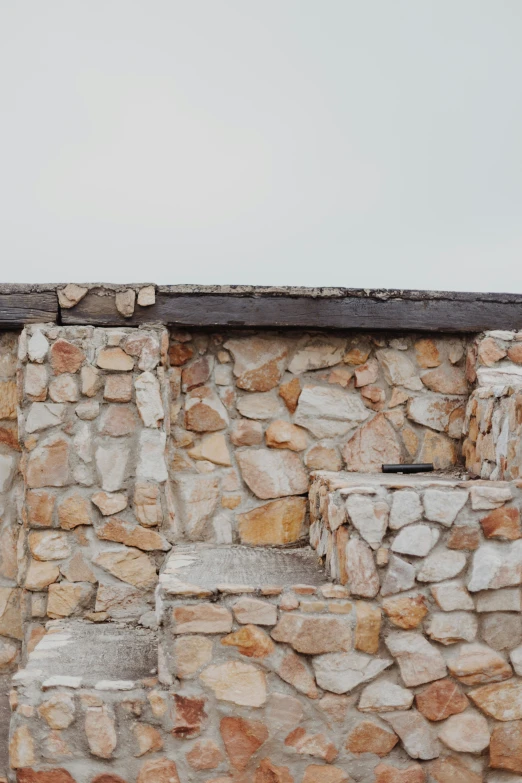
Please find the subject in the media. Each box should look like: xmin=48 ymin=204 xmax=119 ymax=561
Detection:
xmin=61 ymin=289 xmax=522 ymax=333
xmin=0 ymin=292 xmax=58 ymax=329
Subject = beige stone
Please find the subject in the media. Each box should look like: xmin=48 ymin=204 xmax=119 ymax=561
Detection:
xmin=25 ymin=560 xmax=60 ymax=590
xmin=358 ymin=680 xmax=414 ymax=713
xmin=490 ymin=721 xmax=522 ymax=773
xmin=447 ymin=643 xmax=513 ymax=685
xmin=237 ymin=391 xmax=282 ymax=420
xmin=58 ymin=493 xmax=92 ymax=529
xmin=137 ymin=285 xmax=155 ymax=306
xmin=374 ymin=763 xmax=425 ymax=783
xmin=134 ymin=723 xmax=163 ymax=756
xmin=98 ymin=406 xmax=137 ymax=437
xmin=95 ymin=442 xmax=129 ymax=491
xmin=47 ymin=582 xmax=94 ymax=618
xmin=186 ymin=739 xmax=223 ymax=770
xmin=26 ymin=435 xmax=70 ymax=488
xmin=95 ymin=583 xmax=148 ymax=619
xmin=481 ymin=506 xmax=522 ymax=539
xmin=48 ymin=374 xmax=79 ymax=403
xmin=312 ymin=651 xmax=392 ymax=694
xmin=469 ymin=680 xmax=522 ymax=720
xmin=29 ymin=530 xmax=71 ymax=561
xmin=115 ymin=288 xmax=136 ymax=317
xmin=343 ymin=413 xmax=402 ymax=472
xmin=91 ymin=491 xmax=127 ymax=516
xmin=233 ymin=597 xmax=277 ymax=625
xmin=0 ymin=637 xmax=19 ymax=670
xmin=305 ymin=444 xmax=342 ymax=471
xmin=96 ymin=517 xmax=168 ymax=551
xmin=415 ymin=339 xmax=441 ymax=368
xmin=220 ymin=715 xmax=268 ymax=770
xmin=419 ymin=430 xmax=458 ymax=469
xmin=132 ymin=483 xmax=161 ymax=526
xmin=172 ymin=635 xmax=213 ymax=678
xmin=381 ymin=710 xmax=439 ymax=760
xmin=200 ymin=660 xmax=267 ymax=706
xmin=427 ymin=757 xmax=481 ymax=783
xmin=438 ymin=711 xmax=490 ymax=753
xmin=284 ymin=727 xmax=337 ymax=762
xmin=9 ymin=725 xmax=35 ymax=768
xmin=103 ymin=374 xmax=132 ymax=402
xmin=222 ymin=625 xmax=275 ymax=658
xmin=97 ymin=347 xmax=134 ymax=371
xmin=137 ymin=757 xmax=180 ymax=783
xmin=385 ymin=631 xmax=447 ymax=686
xmin=93 ymin=548 xmax=157 ymax=589
xmin=85 ymin=705 xmax=117 ymax=758
xmin=185 ymin=386 xmax=228 ymax=431
xmin=172 ymin=604 xmax=233 ymax=634
xmin=60 ymin=552 xmax=96 ymax=583
xmin=38 ymin=693 xmax=75 ymax=729
xmin=478 ymin=336 xmax=506 ymax=366
xmin=81 ymin=365 xmax=102 ymax=397
xmin=230 ymin=419 xmax=263 ymax=446
xmin=427 ymin=612 xmax=477 ymax=645
xmin=188 ymin=432 xmax=232 ymax=465
xmin=302 ymin=766 xmax=349 ymax=783
xmin=382 ymin=595 xmax=427 ymax=629
xmin=345 ymin=538 xmax=379 ymax=597
xmin=294 ymin=384 xmax=369 ymax=438
xmin=25 ymin=363 xmax=48 ymax=400
xmin=289 ymin=337 xmax=345 ymax=374
xmin=279 ymin=377 xmax=301 ymax=413
xmin=172 ymin=473 xmax=219 ymax=539
xmin=26 ymin=490 xmax=55 ymax=527
xmin=237 ymin=449 xmax=308 ymax=500
xmin=355 ymin=602 xmax=381 ymax=654
xmin=328 ymin=365 xmax=354 ymax=387
xmin=266 ymin=420 xmax=307 ymax=451
xmin=346 ymin=721 xmax=398 ymax=757
xmin=275 ymin=650 xmax=319 ymax=698
xmin=58 ymin=283 xmax=88 ymax=308
xmin=224 ymin=336 xmax=288 ymax=391
xmin=272 ymin=614 xmax=351 ymax=654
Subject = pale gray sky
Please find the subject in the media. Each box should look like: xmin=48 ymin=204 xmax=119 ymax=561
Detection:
xmin=1 ymin=1 xmax=521 ymax=291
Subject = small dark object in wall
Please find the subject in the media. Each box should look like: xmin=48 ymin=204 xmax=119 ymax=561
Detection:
xmin=382 ymin=463 xmax=434 ymax=473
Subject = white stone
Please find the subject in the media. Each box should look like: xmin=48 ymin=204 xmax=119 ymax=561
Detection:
xmin=468 ymin=540 xmax=522 ymax=592
xmin=427 ymin=612 xmax=478 ymax=645
xmin=289 ymin=337 xmax=346 ymax=374
xmin=172 ymin=474 xmax=220 ymax=539
xmin=431 ymin=581 xmax=474 ymax=611
xmin=0 ymin=454 xmax=16 ymax=493
xmin=476 ymin=588 xmax=522 ymax=612
xmin=376 ymin=349 xmax=419 ymax=387
xmin=135 ymin=372 xmax=164 ymax=428
xmin=95 ymin=442 xmax=129 ymax=492
xmin=407 ymin=395 xmax=464 ymax=433
xmin=358 ymin=680 xmax=414 ymax=712
xmin=49 ymin=375 xmax=79 ymax=402
xmin=470 ymin=485 xmax=513 ymax=510
xmin=28 ymin=330 xmax=49 ymax=363
xmin=25 ymin=403 xmax=65 ymax=433
xmin=74 ymin=422 xmax=92 ymax=463
xmin=417 ymin=550 xmax=467 ymax=582
xmin=423 ymin=489 xmax=468 ymax=526
xmin=385 ymin=631 xmax=447 ymax=686
xmin=312 ymin=651 xmax=392 ymax=694
xmin=389 ymin=491 xmax=423 ymax=530
xmin=137 ymin=285 xmax=155 ymax=306
xmin=42 ymin=676 xmax=82 ymax=689
xmin=382 ymin=710 xmax=440 ymax=760
xmin=294 ymin=384 xmax=370 ymax=439
xmin=95 ymin=680 xmax=136 ymax=690
xmin=58 ymin=284 xmax=88 ymax=308
xmin=346 ymin=495 xmax=388 ymax=549
xmin=391 ymin=524 xmax=440 ymax=557
xmin=509 ymin=644 xmax=522 ymax=675
xmin=477 ymin=363 xmax=522 ymax=386
xmin=75 ymin=400 xmax=100 ymax=420
xmin=137 ymin=430 xmax=167 ymax=482
xmin=381 ymin=555 xmax=416 ymax=596
xmin=438 ymin=711 xmax=490 ymax=754
xmin=345 ymin=538 xmax=380 ymax=598
xmin=214 ymin=365 xmax=232 ymax=385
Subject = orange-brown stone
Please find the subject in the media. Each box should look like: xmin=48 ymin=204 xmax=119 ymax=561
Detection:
xmin=238 ymin=498 xmax=306 ymax=546
xmin=221 ymin=625 xmax=275 ymax=658
xmin=58 ymin=494 xmax=92 ymax=529
xmin=255 ymin=759 xmax=294 ymax=783
xmin=284 ymin=728 xmax=337 ymax=763
xmin=0 ymin=422 xmax=20 ymax=450
xmin=182 ymin=357 xmax=212 ymax=390
xmin=103 ymin=375 xmax=132 ymax=402
xmin=0 ymin=380 xmax=17 ymax=420
xmin=415 ymin=339 xmax=441 ymax=368
xmin=221 ymin=716 xmax=269 ymax=770
xmin=26 ymin=491 xmax=55 ymax=528
xmin=355 ymin=602 xmax=381 ymax=653
xmin=382 ymin=595 xmax=428 ymax=629
xmin=137 ymin=758 xmax=180 ymax=783
xmin=346 ymin=721 xmax=398 ymax=757
xmin=51 ymin=339 xmax=85 ymax=374
xmin=447 ymin=525 xmax=480 ymax=550
xmin=415 ymin=679 xmax=468 ymax=721
xmin=99 ymin=406 xmax=137 ymax=437
xmin=508 ymin=344 xmax=522 ymax=364
xmin=374 ymin=764 xmax=425 ymax=783
xmin=302 ymin=767 xmax=349 ymax=783
xmin=169 ymin=343 xmax=194 ymax=366
xmin=26 ymin=436 xmax=70 ymax=488
xmin=490 ymin=721 xmax=522 ymax=773
xmin=17 ymin=772 xmax=77 ymax=783
xmin=427 ymin=756 xmax=482 ymax=783
xmin=186 ymin=739 xmax=224 ymax=770
xmin=172 ymin=694 xmax=206 ymax=738
xmin=480 ymin=506 xmax=522 ymax=540
xmin=279 ymin=378 xmax=301 ymax=413
xmin=91 ymin=777 xmax=128 ymax=783
xmin=478 ymin=337 xmax=506 ymax=366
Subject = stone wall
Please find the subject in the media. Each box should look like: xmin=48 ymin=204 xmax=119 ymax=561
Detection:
xmin=168 ymin=331 xmax=470 ymax=546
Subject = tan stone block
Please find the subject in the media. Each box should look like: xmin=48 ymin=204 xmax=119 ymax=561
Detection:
xmin=421 ymin=365 xmax=467 ymax=394
xmin=29 ymin=530 xmax=71 ymax=561
xmin=137 ymin=757 xmax=180 ymax=783
xmin=275 ymin=650 xmax=318 ymax=699
xmin=96 ymin=517 xmax=168 ymax=551
xmin=26 ymin=490 xmax=55 ymax=527
xmin=186 ymin=739 xmax=224 ymax=770
xmin=328 ymin=366 xmax=354 ymax=387
xmin=38 ymin=693 xmax=75 ymax=729
xmin=469 ymin=680 xmax=522 ymax=720
xmin=447 ymin=525 xmax=480 ymax=550
xmin=233 ymin=598 xmax=277 ymax=626
xmin=222 ymin=625 xmax=274 ymax=658
xmin=133 ymin=483 xmax=162 ymax=526
xmin=302 ymin=766 xmax=349 ymax=783
xmin=48 ymin=374 xmax=79 ymax=403
xmin=133 ymin=723 xmax=163 ymax=756
xmin=58 ymin=494 xmax=92 ymax=529
xmin=9 ymin=725 xmax=35 ymax=768
xmin=25 ymin=363 xmax=48 ymax=400
xmin=26 ymin=436 xmax=70 ymax=488
xmin=374 ymin=764 xmax=425 ymax=783
xmin=84 ymin=705 xmax=117 ymax=758
xmin=0 ymin=587 xmax=22 ymax=640
xmin=47 ymin=582 xmax=94 ymax=618
xmin=305 ymin=444 xmax=342 ymax=471
xmin=225 ymin=336 xmax=288 ymax=391
xmin=173 ymin=604 xmax=232 ymax=634
xmin=415 ymin=679 xmax=468 ymax=721
xmin=481 ymin=506 xmax=522 ymax=539
xmin=355 ymin=602 xmax=381 ymax=654
xmin=60 ymin=552 xmax=96 ymax=583
xmin=50 ymin=339 xmax=85 ymax=374
xmin=93 ymin=548 xmax=157 ymax=589
xmin=342 ymin=413 xmax=402 ymax=472
xmin=97 ymin=347 xmax=134 ymax=371
xmin=172 ymin=693 xmax=206 ymax=738
xmin=92 ymin=491 xmax=127 ymax=516
xmin=188 ymin=432 xmax=232 ymax=466
xmin=284 ymin=727 xmax=337 ymax=763
xmin=185 ymin=386 xmax=228 ymax=432
xmin=438 ymin=711 xmax=490 ymax=753
xmin=222 ymin=494 xmax=241 ymax=509
xmin=57 ymin=283 xmax=88 ymax=308
xmin=490 ymin=721 xmax=522 ymax=773
xmin=25 ymin=560 xmax=60 ymax=591
xmin=221 ymin=715 xmax=268 ymax=770
xmin=279 ymin=377 xmax=301 ymax=413
xmin=200 ymin=661 xmax=267 ymax=706
xmin=419 ymin=430 xmax=457 ymax=470
xmin=99 ymin=406 xmax=137 ymax=437
xmin=238 ymin=497 xmax=306 ymax=546
xmin=266 ymin=420 xmax=307 ymax=452
xmin=103 ymin=374 xmax=132 ymax=402
xmin=448 ymin=643 xmax=513 ymax=685
xmin=427 ymin=756 xmax=482 ymax=783
xmin=173 ymin=635 xmax=213 ymax=678
xmin=272 ymin=613 xmax=351 ymax=654
xmin=415 ymin=339 xmax=441 ymax=368
xmin=230 ymin=420 xmax=263 ymax=446
xmin=0 ymin=380 xmax=17 ymax=420
xmin=0 ymin=637 xmax=19 ymax=670
xmin=115 ymin=289 xmax=136 ymax=317
xmin=382 ymin=595 xmax=428 ymax=629
xmin=346 ymin=721 xmax=398 ymax=757
xmin=16 ymin=769 xmax=78 ymax=783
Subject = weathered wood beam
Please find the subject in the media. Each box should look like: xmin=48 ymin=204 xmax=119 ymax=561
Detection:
xmin=0 ymin=292 xmax=58 ymax=328
xmin=61 ymin=288 xmax=522 ymax=333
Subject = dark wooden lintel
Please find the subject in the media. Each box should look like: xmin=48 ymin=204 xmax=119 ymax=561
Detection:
xmin=0 ymin=292 xmax=58 ymax=329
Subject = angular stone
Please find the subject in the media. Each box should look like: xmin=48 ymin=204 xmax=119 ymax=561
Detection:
xmin=98 ymin=406 xmax=137 ymax=437
xmin=476 ymin=588 xmax=522 ymax=612
xmin=447 ymin=643 xmax=513 ymax=685
xmin=137 ymin=285 xmax=155 ymax=307
xmin=407 ymin=396 xmax=463 ymax=434
xmin=389 ymin=491 xmax=422 ymax=530
xmin=172 ymin=693 xmax=206 ymax=737
xmin=284 ymin=727 xmax=337 ymax=762
xmin=289 ymin=337 xmax=345 ymax=375
xmin=25 ymin=559 xmax=59 ymax=590
xmin=185 ymin=386 xmax=229 ymax=431
xmin=10 ymin=725 xmax=35 ymax=768
xmin=57 ymin=493 xmax=92 ymax=530
xmin=133 ymin=723 xmax=163 ymax=756
xmin=279 ymin=377 xmax=301 ymax=413
xmin=266 ymin=420 xmax=307 ymax=452
xmin=447 ymin=525 xmax=480 ymax=550
xmin=85 ymin=705 xmax=116 ymax=758
xmin=470 ymin=680 xmax=522 ymax=720
xmin=237 ymin=449 xmax=308 ymax=500
xmin=382 ymin=595 xmax=428 ymax=629
xmin=76 ymin=399 xmax=99 ymax=420
xmin=428 ymin=757 xmax=482 ymax=783
xmin=50 ymin=340 xmax=85 ymax=375
xmin=438 ymin=711 xmax=490 ymax=753
xmin=417 ymin=550 xmax=467 ymax=582
xmin=490 ymin=721 xmax=522 ymax=773
xmin=137 ymin=758 xmax=180 ymax=783
xmin=93 ymin=548 xmax=157 ymax=589
xmin=186 ymin=739 xmax=223 ymax=770
xmin=468 ymin=540 xmax=522 ymax=591
xmin=27 ymin=435 xmax=70 ymax=488
xmin=374 ymin=763 xmax=425 ymax=783
xmin=181 ymin=356 xmax=212 ymax=391
xmin=355 ymin=602 xmax=381 ymax=654
xmin=25 ymin=364 xmax=48 ymax=401
xmin=482 ymin=613 xmax=522 ymax=651
xmin=422 ymin=489 xmax=468 ymax=526
xmin=224 ymin=336 xmax=288 ymax=391
xmin=346 ymin=720 xmax=398 ymax=757
xmin=305 ymin=444 xmax=342 ymax=471
xmin=267 ymin=693 xmax=304 ymax=731
xmin=232 ymin=598 xmax=276 ymax=626
xmin=173 ymin=604 xmax=233 ymax=634
xmin=169 ymin=342 xmax=194 ymax=366
xmin=382 ymin=710 xmax=439 ymax=760
xmin=346 ymin=495 xmax=388 ymax=549
xmin=427 ymin=612 xmax=477 ymax=645
xmin=220 ymin=716 xmax=268 ymax=770
xmin=28 ymin=530 xmax=71 ymax=561
xmin=470 ymin=484 xmax=512 ymax=510
xmin=295 ymin=384 xmax=369 ymax=439
xmin=38 ymin=693 xmax=75 ymax=729
xmin=200 ymin=661 xmax=266 ymax=706
xmin=312 ymin=651 xmax=392 ymax=694
xmin=414 ymin=338 xmax=441 ymax=368
xmin=222 ymin=625 xmax=274 ymax=658
xmin=16 ymin=769 xmax=78 ymax=783
xmin=358 ymin=680 xmax=414 ymax=713
xmin=57 ymin=282 xmax=88 ymax=308
xmin=133 ymin=483 xmax=161 ymax=526
xmin=103 ymin=374 xmax=132 ymax=402
xmin=96 ymin=517 xmax=168 ymax=551
xmin=25 ymin=402 xmax=65 ymax=434
xmin=47 ymin=582 xmax=94 ymax=618
xmin=272 ymin=614 xmax=351 ymax=654
xmin=255 ymin=759 xmax=294 ymax=783
xmin=230 ymin=419 xmax=263 ymax=446
xmin=135 ymin=372 xmax=164 ymax=428
xmin=419 ymin=431 xmax=457 ymax=469
xmin=91 ymin=491 xmax=127 ymax=516
xmin=27 ymin=329 xmax=49 ymax=363
xmin=114 ymin=289 xmax=136 ymax=317
xmin=97 ymin=347 xmax=134 ymax=371
xmin=385 ymin=631 xmax=447 ymax=686
xmin=26 ymin=490 xmax=55 ymax=528
xmin=345 ymin=538 xmax=379 ymax=598
xmin=421 ymin=366 xmax=467 ymax=394
xmin=376 ymin=349 xmax=419 ymax=388
xmin=137 ymin=429 xmax=167 ymax=482
xmin=95 ymin=442 xmax=129 ymax=492
xmin=60 ymin=552 xmax=96 ymax=583
xmin=343 ymin=413 xmax=403 ymax=472
xmin=392 ymin=524 xmax=439 ymax=557
xmin=172 ymin=474 xmax=219 ymax=539
xmin=236 ymin=392 xmax=283 ymax=420
xmin=173 ymin=635 xmax=213 ymax=678
xmin=478 ymin=336 xmax=507 ymax=366
xmin=188 ymin=432 xmax=232 ymax=466
xmin=481 ymin=506 xmax=521 ymax=540
xmin=381 ymin=555 xmax=415 ymax=596
xmin=238 ymin=497 xmax=306 ymax=546
xmin=430 ymin=581 xmax=474 ymax=611
xmin=275 ymin=650 xmax=318 ymax=699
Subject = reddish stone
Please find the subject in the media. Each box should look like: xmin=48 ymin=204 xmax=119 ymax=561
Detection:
xmin=415 ymin=679 xmax=468 ymax=721
xmin=182 ymin=357 xmax=212 ymax=390
xmin=171 ymin=694 xmax=206 ymax=738
xmin=490 ymin=721 xmax=522 ymax=773
xmin=169 ymin=343 xmax=194 ymax=366
xmin=346 ymin=721 xmax=398 ymax=757
xmin=427 ymin=757 xmax=482 ymax=783
xmin=254 ymin=759 xmax=294 ymax=783
xmin=284 ymin=728 xmax=337 ymax=762
xmin=478 ymin=337 xmax=506 ymax=366
xmin=374 ymin=764 xmax=425 ymax=783
xmin=99 ymin=407 xmax=137 ymax=437
xmin=137 ymin=758 xmax=180 ymax=783
xmin=186 ymin=739 xmax=224 ymax=770
xmin=0 ymin=422 xmax=20 ymax=450
xmin=278 ymin=378 xmax=301 ymax=413
xmin=481 ymin=507 xmax=522 ymax=540
xmin=221 ymin=625 xmax=275 ymax=658
xmin=508 ymin=344 xmax=522 ymax=364
xmin=415 ymin=339 xmax=441 ymax=369
xmin=91 ymin=777 xmax=128 ymax=783
xmin=17 ymin=771 xmax=77 ymax=783
xmin=302 ymin=767 xmax=349 ymax=783
xmin=220 ymin=716 xmax=269 ymax=770
xmin=447 ymin=525 xmax=480 ymax=550
xmin=50 ymin=339 xmax=85 ymax=374
xmin=26 ymin=491 xmax=55 ymax=528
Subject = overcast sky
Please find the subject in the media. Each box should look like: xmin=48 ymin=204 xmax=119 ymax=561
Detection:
xmin=1 ymin=1 xmax=521 ymax=292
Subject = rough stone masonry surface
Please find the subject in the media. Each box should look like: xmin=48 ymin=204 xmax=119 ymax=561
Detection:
xmin=4 ymin=321 xmax=522 ymax=781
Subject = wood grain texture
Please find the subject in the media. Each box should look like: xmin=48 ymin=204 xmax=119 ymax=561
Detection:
xmin=0 ymin=292 xmax=58 ymax=328
xmin=61 ymin=289 xmax=522 ymax=332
